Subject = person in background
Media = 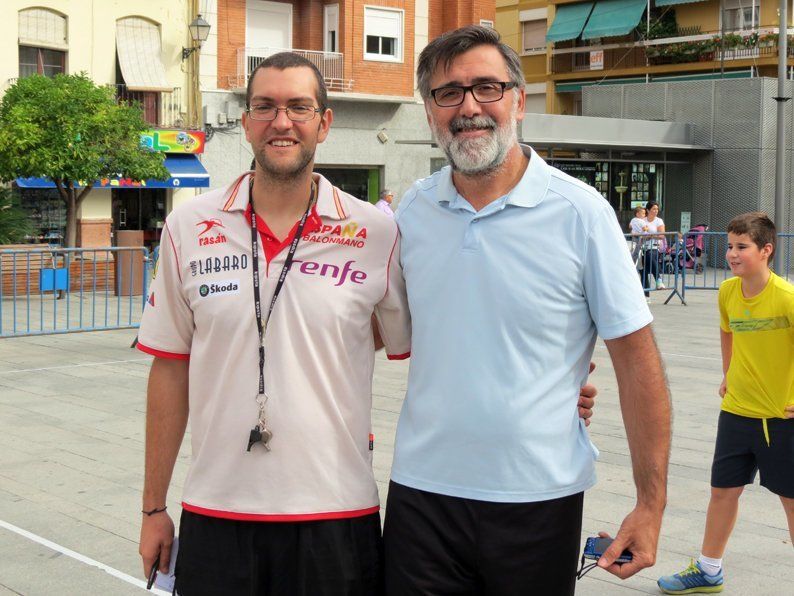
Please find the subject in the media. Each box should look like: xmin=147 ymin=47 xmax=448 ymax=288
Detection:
xmin=658 ymin=212 xmax=794 ymax=594
xmin=375 ymin=189 xmax=395 ymax=217
xmin=629 ymin=205 xmax=648 ymax=235
xmin=641 ymin=200 xmax=666 ymax=299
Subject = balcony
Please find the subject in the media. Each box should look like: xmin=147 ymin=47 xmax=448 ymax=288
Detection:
xmin=551 ymin=28 xmax=789 ymax=76
xmin=114 ymin=84 xmax=184 ymax=129
xmin=232 ymin=47 xmax=353 ymax=92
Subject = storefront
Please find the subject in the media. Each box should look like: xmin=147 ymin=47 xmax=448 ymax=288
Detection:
xmin=550 ymin=159 xmax=665 ymax=229
xmin=315 ymin=167 xmax=380 ymax=203
xmin=15 ymin=130 xmax=209 ymax=249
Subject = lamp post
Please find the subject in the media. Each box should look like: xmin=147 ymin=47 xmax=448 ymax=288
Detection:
xmin=182 ymin=14 xmax=211 ymax=60
xmin=182 ymin=11 xmax=210 ymax=130
xmin=775 ymin=0 xmax=789 ymax=272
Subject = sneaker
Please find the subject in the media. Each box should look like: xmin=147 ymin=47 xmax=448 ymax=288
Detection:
xmin=657 ymin=559 xmax=724 ymax=594
xmin=657 ymin=280 xmax=666 ymax=289
xmin=646 ymin=297 xmax=652 ymax=304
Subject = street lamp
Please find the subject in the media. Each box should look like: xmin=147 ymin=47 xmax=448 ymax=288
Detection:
xmin=182 ymin=14 xmax=211 ymax=60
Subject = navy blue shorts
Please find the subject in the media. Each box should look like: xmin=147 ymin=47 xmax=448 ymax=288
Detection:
xmin=711 ymin=411 xmax=794 ymax=498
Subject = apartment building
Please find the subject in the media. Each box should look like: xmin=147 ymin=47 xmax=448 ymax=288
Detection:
xmin=492 ymin=1 xmax=794 ymax=231
xmin=497 ymin=0 xmax=793 ymax=115
xmin=1 ymin=1 xmax=209 ymax=249
xmin=197 ymin=0 xmax=494 ymax=200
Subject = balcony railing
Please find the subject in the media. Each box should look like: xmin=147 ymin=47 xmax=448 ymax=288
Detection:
xmin=551 ymin=28 xmax=790 ymax=75
xmin=114 ymin=84 xmax=184 ymax=128
xmin=233 ymin=47 xmax=353 ymax=92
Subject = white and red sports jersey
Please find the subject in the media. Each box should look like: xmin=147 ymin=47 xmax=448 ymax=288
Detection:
xmin=138 ymin=172 xmax=411 ymax=521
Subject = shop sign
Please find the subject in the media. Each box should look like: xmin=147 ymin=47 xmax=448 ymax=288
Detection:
xmin=590 ymin=50 xmax=604 ymax=70
xmin=141 ymin=130 xmax=206 ymax=154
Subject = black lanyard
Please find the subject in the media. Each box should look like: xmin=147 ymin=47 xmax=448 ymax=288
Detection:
xmin=249 ymin=178 xmax=315 ymax=395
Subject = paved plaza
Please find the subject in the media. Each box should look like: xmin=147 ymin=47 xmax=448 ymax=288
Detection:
xmin=0 ymin=289 xmax=790 ymax=595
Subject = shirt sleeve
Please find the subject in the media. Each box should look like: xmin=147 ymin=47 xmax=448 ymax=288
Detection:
xmin=583 ymin=205 xmax=653 ymax=340
xmin=718 ymin=283 xmax=731 ymax=333
xmin=137 ymin=220 xmax=193 ymax=359
xmin=374 ymin=230 xmax=411 ymax=360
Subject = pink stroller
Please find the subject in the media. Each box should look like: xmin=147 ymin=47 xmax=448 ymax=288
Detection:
xmin=682 ymin=224 xmax=708 ymax=272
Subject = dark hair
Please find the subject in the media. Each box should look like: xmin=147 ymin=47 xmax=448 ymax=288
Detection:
xmin=416 ymin=25 xmax=525 ymax=101
xmin=727 ymin=212 xmax=776 ymax=263
xmin=246 ymin=52 xmax=328 ymax=111
xmin=645 ymin=200 xmax=659 ymax=212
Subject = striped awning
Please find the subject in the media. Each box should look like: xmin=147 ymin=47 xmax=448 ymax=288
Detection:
xmin=116 ymin=17 xmax=171 ymax=92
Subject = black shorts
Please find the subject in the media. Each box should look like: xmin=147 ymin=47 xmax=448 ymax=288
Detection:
xmin=382 ymin=481 xmax=584 ymax=596
xmin=711 ymin=410 xmax=794 ymax=498
xmin=174 ymin=509 xmax=383 ymax=596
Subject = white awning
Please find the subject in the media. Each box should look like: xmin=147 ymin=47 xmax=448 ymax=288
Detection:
xmin=116 ymin=17 xmax=171 ymax=92
xmin=19 ymin=8 xmax=68 ymax=50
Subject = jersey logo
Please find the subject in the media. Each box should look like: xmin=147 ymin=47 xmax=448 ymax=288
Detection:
xmin=197 ymin=219 xmax=228 ymax=246
xmin=197 ymin=218 xmax=225 ymax=235
xmin=729 ymin=316 xmax=790 ymax=333
xmin=303 ymin=222 xmax=368 ymax=249
xmin=291 ymin=259 xmax=367 ymax=286
xmin=147 ymin=292 xmax=155 ymax=307
xmin=199 ymin=279 xmax=240 ymax=298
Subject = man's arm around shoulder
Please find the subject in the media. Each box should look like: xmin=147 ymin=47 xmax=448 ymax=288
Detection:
xmin=599 ymin=325 xmax=671 ymax=579
xmin=139 ymin=357 xmax=189 ymax=576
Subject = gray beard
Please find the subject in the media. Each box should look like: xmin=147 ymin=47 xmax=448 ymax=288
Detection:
xmin=434 ymin=115 xmax=517 ymax=176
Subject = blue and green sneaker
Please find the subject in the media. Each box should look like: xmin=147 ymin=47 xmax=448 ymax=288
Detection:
xmin=657 ymin=559 xmax=723 ymax=594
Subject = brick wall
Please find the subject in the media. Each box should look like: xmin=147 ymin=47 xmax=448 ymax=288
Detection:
xmin=217 ymin=0 xmax=245 ymax=89
xmin=429 ymin=0 xmax=495 ymax=38
xmin=349 ymin=0 xmax=414 ymax=96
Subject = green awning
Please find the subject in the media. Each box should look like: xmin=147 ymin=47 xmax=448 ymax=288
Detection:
xmin=546 ymin=2 xmax=595 ymax=43
xmin=655 ymin=0 xmax=708 ymax=6
xmin=581 ymin=0 xmax=647 ymax=40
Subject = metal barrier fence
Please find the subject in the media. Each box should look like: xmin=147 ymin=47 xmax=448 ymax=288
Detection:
xmin=625 ymin=232 xmax=685 ymax=305
xmin=681 ymin=232 xmax=793 ymax=301
xmin=0 ymin=247 xmax=151 ymax=338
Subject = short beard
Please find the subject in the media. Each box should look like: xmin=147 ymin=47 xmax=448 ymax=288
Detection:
xmin=254 ymin=144 xmax=314 ymax=183
xmin=432 ymin=102 xmax=519 ymax=176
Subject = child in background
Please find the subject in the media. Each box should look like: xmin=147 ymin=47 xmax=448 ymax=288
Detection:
xmin=629 ymin=206 xmax=648 ymax=235
xmin=657 ymin=212 xmax=794 ymax=595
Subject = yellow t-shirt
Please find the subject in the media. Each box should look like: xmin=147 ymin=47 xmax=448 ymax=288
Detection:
xmin=719 ymin=272 xmax=794 ymax=419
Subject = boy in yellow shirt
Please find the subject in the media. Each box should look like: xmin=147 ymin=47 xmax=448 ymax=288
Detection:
xmin=658 ymin=212 xmax=794 ymax=594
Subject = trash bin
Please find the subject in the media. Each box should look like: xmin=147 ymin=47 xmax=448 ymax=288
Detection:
xmin=115 ymin=230 xmax=144 ymax=296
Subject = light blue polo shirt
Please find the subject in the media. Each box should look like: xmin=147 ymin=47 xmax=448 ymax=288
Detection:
xmin=391 ymin=145 xmax=652 ymax=503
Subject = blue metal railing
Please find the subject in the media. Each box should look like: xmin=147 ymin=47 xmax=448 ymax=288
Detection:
xmin=0 ymin=247 xmax=151 ymax=338
xmin=681 ymin=232 xmax=793 ymax=301
xmin=625 ymin=232 xmax=685 ymax=305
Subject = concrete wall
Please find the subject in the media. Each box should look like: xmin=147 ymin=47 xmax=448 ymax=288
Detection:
xmin=583 ymin=77 xmax=794 ymax=233
xmin=200 ymin=90 xmax=445 ymax=202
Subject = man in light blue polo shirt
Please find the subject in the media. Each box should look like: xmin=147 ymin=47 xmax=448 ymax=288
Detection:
xmin=383 ymin=26 xmax=672 ymax=595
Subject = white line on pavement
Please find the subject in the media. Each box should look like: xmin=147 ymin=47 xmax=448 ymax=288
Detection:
xmin=0 ymin=519 xmax=168 ymax=594
xmin=0 ymin=358 xmax=149 ymax=375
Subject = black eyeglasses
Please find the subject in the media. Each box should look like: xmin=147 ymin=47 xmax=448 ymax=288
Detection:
xmin=430 ymin=82 xmax=518 ymax=107
xmin=247 ymin=105 xmax=321 ymax=121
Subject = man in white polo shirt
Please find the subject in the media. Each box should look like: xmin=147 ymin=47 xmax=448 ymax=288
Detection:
xmin=383 ymin=26 xmax=672 ymax=595
xmin=136 ymin=53 xmax=411 ymax=595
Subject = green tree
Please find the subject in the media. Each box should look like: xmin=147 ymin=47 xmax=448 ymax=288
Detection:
xmin=0 ymin=74 xmax=169 ymax=247
xmin=0 ymin=188 xmax=34 ymax=244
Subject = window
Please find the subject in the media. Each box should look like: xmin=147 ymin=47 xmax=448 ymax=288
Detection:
xmin=18 ymin=7 xmax=68 ymax=78
xmin=522 ymin=20 xmax=547 ymax=54
xmin=722 ymin=0 xmax=759 ymax=31
xmin=19 ymin=46 xmax=66 ymax=78
xmin=325 ymin=4 xmax=339 ymax=53
xmin=364 ymin=7 xmax=403 ymax=62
